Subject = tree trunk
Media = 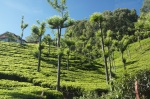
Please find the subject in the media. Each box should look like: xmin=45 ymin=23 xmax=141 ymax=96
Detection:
xmin=37 ymin=37 xmax=41 ymax=72
xmin=108 ymin=47 xmax=112 ymax=79
xmin=135 ymin=80 xmax=140 ymax=99
xmin=20 ymin=30 xmax=23 ymax=45
xmin=56 ymin=28 xmax=61 ymax=91
xmin=111 ymin=52 xmax=116 ymax=72
xmin=99 ymin=23 xmax=109 ymax=83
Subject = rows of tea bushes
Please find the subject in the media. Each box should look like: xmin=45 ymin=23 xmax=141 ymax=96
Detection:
xmin=0 ymin=42 xmax=108 ymax=98
xmin=1 ymin=38 xmax=150 ymax=98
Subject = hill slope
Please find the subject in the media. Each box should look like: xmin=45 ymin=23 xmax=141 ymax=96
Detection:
xmin=0 ymin=38 xmax=150 ymax=98
xmin=0 ymin=42 xmax=108 ymax=98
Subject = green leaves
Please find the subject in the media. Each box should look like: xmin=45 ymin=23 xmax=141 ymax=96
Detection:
xmin=21 ymin=16 xmax=28 ymax=31
xmin=43 ymin=34 xmax=52 ymax=44
xmin=141 ymin=0 xmax=150 ymax=14
xmin=31 ymin=22 xmax=46 ymax=37
xmin=134 ymin=19 xmax=144 ymax=29
xmin=39 ymin=22 xmax=46 ymax=35
xmin=47 ymin=15 xmax=74 ymax=29
xmin=47 ymin=15 xmax=63 ymax=29
xmin=31 ymin=25 xmax=40 ymax=36
xmin=21 ymin=24 xmax=28 ymax=30
xmin=64 ymin=18 xmax=74 ymax=28
xmin=90 ymin=12 xmax=104 ymax=23
xmin=57 ymin=48 xmax=64 ymax=56
xmin=64 ymin=39 xmax=75 ymax=47
xmin=47 ymin=0 xmax=67 ymax=13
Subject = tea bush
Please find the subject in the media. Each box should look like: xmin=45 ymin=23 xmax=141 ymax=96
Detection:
xmin=101 ymin=69 xmax=150 ymax=99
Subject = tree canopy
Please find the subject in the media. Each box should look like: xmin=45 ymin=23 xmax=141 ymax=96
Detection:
xmin=141 ymin=0 xmax=150 ymax=14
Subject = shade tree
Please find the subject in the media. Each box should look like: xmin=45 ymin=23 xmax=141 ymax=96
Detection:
xmin=90 ymin=12 xmax=109 ymax=83
xmin=104 ymin=30 xmax=114 ymax=79
xmin=20 ymin=16 xmax=28 ymax=44
xmin=43 ymin=34 xmax=52 ymax=56
xmin=31 ymin=21 xmax=46 ymax=72
xmin=47 ymin=0 xmax=74 ymax=91
xmin=63 ymin=39 xmax=75 ymax=70
xmin=134 ymin=16 xmax=145 ymax=50
xmin=117 ymin=35 xmax=129 ymax=70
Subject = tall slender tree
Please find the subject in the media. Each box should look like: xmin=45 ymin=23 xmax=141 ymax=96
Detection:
xmin=47 ymin=0 xmax=74 ymax=91
xmin=134 ymin=17 xmax=145 ymax=50
xmin=105 ymin=30 xmax=113 ymax=79
xmin=90 ymin=12 xmax=109 ymax=83
xmin=43 ymin=34 xmax=52 ymax=56
xmin=20 ymin=16 xmax=28 ymax=44
xmin=64 ymin=39 xmax=75 ymax=70
xmin=118 ymin=36 xmax=129 ymax=70
xmin=31 ymin=21 xmax=46 ymax=72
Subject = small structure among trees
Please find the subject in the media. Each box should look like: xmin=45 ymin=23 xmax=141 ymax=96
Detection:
xmin=0 ymin=31 xmax=26 ymax=43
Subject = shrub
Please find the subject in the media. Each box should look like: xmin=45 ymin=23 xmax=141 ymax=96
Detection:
xmin=73 ymin=91 xmax=100 ymax=99
xmin=101 ymin=69 xmax=150 ymax=99
xmin=44 ymin=90 xmax=63 ymax=99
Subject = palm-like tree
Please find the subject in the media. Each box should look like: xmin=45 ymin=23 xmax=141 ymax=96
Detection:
xmin=47 ymin=16 xmax=74 ymax=91
xmin=118 ymin=36 xmax=129 ymax=70
xmin=64 ymin=39 xmax=75 ymax=70
xmin=31 ymin=21 xmax=46 ymax=72
xmin=105 ymin=30 xmax=113 ymax=79
xmin=90 ymin=12 xmax=109 ymax=83
xmin=20 ymin=16 xmax=28 ymax=44
xmin=47 ymin=0 xmax=74 ymax=91
xmin=43 ymin=34 xmax=52 ymax=56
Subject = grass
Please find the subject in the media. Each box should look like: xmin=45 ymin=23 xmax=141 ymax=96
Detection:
xmin=0 ymin=38 xmax=150 ymax=98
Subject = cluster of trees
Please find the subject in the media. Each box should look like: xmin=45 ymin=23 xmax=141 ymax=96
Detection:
xmin=24 ymin=0 xmax=74 ymax=91
xmin=63 ymin=0 xmax=150 ymax=84
xmin=23 ymin=0 xmax=150 ymax=92
xmin=64 ymin=8 xmax=138 ymax=83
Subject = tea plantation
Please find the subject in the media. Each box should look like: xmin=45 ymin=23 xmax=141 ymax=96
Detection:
xmin=0 ymin=38 xmax=150 ymax=99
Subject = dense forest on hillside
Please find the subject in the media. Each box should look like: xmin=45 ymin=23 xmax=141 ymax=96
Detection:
xmin=1 ymin=0 xmax=150 ymax=99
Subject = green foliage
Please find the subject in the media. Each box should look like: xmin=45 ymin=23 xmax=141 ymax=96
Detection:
xmin=47 ymin=0 xmax=67 ymax=14
xmin=31 ymin=22 xmax=46 ymax=37
xmin=73 ymin=91 xmax=100 ymax=99
xmin=1 ymin=36 xmax=150 ymax=98
xmin=31 ymin=25 xmax=40 ymax=36
xmin=141 ymin=0 xmax=150 ymax=14
xmin=112 ymin=8 xmax=138 ymax=37
xmin=0 ymin=41 xmax=109 ymax=95
xmin=0 ymin=80 xmax=63 ymax=99
xmin=57 ymin=47 xmax=64 ymax=56
xmin=90 ymin=12 xmax=104 ymax=23
xmin=47 ymin=15 xmax=63 ymax=29
xmin=101 ymin=69 xmax=150 ymax=99
xmin=25 ymin=32 xmax=39 ymax=42
xmin=20 ymin=16 xmax=28 ymax=45
xmin=31 ymin=21 xmax=46 ymax=72
xmin=43 ymin=34 xmax=52 ymax=44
